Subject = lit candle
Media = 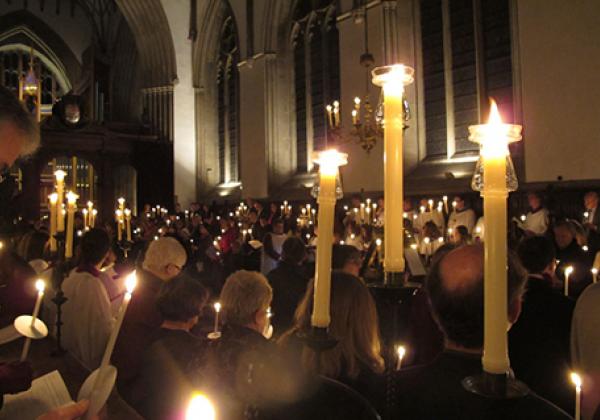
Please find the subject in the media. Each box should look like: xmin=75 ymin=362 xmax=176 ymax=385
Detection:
xmin=87 ymin=201 xmax=93 ymax=225
xmin=360 ymin=203 xmax=365 ymax=223
xmin=91 ymin=209 xmax=97 ymax=227
xmin=375 ymin=238 xmax=382 ymax=255
xmin=333 ymin=100 xmax=340 ymax=127
xmin=351 ymin=109 xmax=358 ymax=125
xmin=520 ymin=214 xmax=526 ymax=222
xmin=20 ymin=279 xmax=45 ymax=361
xmin=82 ymin=208 xmax=88 ymax=229
xmin=468 ymin=99 xmax=522 ymax=375
xmin=54 ymin=170 xmax=66 ymax=232
xmin=213 ymin=302 xmax=221 ymax=333
xmin=326 ymin=104 xmax=333 ymax=128
xmin=428 ymin=199 xmax=434 ymax=212
xmin=443 ymin=195 xmax=448 ymax=213
xmin=571 ymin=372 xmax=582 ymax=420
xmin=396 ymin=345 xmax=406 ymax=371
xmin=372 ymin=65 xmax=413 ymax=276
xmin=124 ymin=209 xmax=132 ymax=242
xmin=100 ymin=271 xmax=137 ymax=367
xmin=312 ymin=150 xmax=348 ymax=328
xmin=564 ymin=266 xmax=573 ymax=297
xmin=592 ymin=268 xmax=598 ymax=283
xmin=118 ymin=197 xmax=125 ymax=213
xmin=48 ymin=193 xmax=58 ymax=252
xmin=420 ymin=205 xmax=425 ymax=214
xmin=452 ymin=200 xmax=457 ymax=210
xmin=65 ymin=191 xmax=78 ymax=259
xmin=115 ymin=210 xmax=123 ymax=242
xmin=186 ymin=393 xmax=216 ymax=420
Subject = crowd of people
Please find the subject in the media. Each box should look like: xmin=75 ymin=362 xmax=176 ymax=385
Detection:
xmin=2 ymin=84 xmax=600 ymax=419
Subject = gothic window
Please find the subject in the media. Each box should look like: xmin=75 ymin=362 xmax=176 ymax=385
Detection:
xmin=292 ymin=1 xmax=340 ymax=173
xmin=420 ymin=0 xmax=513 ymax=158
xmin=0 ymin=48 xmax=60 ymax=114
xmin=217 ymin=15 xmax=240 ymax=184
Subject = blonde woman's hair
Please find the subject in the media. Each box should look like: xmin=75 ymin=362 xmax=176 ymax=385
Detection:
xmin=279 ymin=271 xmax=384 ymax=379
xmin=142 ymin=237 xmax=187 ymax=276
xmin=221 ymin=270 xmax=273 ymax=326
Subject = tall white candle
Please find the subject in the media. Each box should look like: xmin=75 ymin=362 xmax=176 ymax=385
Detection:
xmin=100 ymin=271 xmax=137 ymax=367
xmin=311 ymin=150 xmax=347 ymax=328
xmin=65 ymin=191 xmax=78 ymax=259
xmin=591 ymin=268 xmax=598 ymax=283
xmin=48 ymin=193 xmax=58 ymax=252
xmin=55 ymin=170 xmax=66 ymax=232
xmin=20 ymin=280 xmax=45 ymax=361
xmin=213 ymin=302 xmax=221 ymax=333
xmin=564 ymin=266 xmax=573 ymax=297
xmin=571 ymin=372 xmax=582 ymax=420
xmin=396 ymin=345 xmax=406 ymax=371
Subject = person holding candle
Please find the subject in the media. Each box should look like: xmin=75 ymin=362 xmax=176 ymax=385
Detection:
xmin=113 ymin=237 xmax=187 ymax=405
xmin=582 ymin=191 xmax=600 ymax=254
xmin=196 ymin=270 xmax=297 ymax=418
xmin=62 ymin=228 xmax=114 ymax=369
xmin=0 ymin=245 xmax=37 ymax=328
xmin=571 ymin=280 xmax=600 ymax=420
xmin=518 ymin=192 xmax=549 ymax=237
xmin=130 ymin=276 xmax=208 ymax=420
xmin=278 ymin=271 xmax=385 ymax=413
xmin=509 ymin=236 xmax=575 ymax=412
xmin=447 ymin=195 xmax=476 ymax=234
xmin=554 ymin=220 xmax=593 ymax=298
xmin=266 ymin=237 xmax=310 ymax=336
xmin=393 ymin=245 xmax=570 ymax=419
xmin=260 ymin=219 xmax=287 ymax=275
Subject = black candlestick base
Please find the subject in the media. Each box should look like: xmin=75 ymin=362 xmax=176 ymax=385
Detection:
xmin=462 ymin=372 xmax=529 ymax=399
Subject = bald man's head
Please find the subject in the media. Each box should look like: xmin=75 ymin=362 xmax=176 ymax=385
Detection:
xmin=426 ymin=244 xmax=526 ymax=350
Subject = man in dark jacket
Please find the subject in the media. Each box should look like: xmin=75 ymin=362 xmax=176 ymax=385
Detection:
xmin=510 ymin=236 xmax=575 ymax=412
xmin=393 ymin=245 xmax=570 ymax=420
xmin=267 ymin=237 xmax=309 ymax=335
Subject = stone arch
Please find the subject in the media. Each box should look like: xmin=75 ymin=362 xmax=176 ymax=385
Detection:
xmin=114 ymin=0 xmax=177 ymax=88
xmin=0 ymin=10 xmax=81 ymax=88
xmin=193 ymin=0 xmax=241 ymax=193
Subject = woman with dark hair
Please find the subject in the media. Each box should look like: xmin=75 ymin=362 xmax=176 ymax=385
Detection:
xmin=279 ymin=271 xmax=385 ymax=411
xmin=450 ymin=225 xmax=471 ymax=246
xmin=131 ymin=276 xmax=208 ymax=420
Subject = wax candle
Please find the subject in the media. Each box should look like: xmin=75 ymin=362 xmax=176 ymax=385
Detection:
xmin=428 ymin=199 xmax=434 ymax=212
xmin=443 ymin=196 xmax=448 ymax=213
xmin=592 ymin=268 xmax=598 ymax=283
xmin=82 ymin=208 xmax=88 ymax=229
xmin=571 ymin=372 xmax=582 ymax=420
xmin=396 ymin=345 xmax=406 ymax=371
xmin=48 ymin=193 xmax=58 ymax=252
xmin=372 ymin=65 xmax=413 ymax=275
xmin=20 ymin=279 xmax=45 ymax=361
xmin=326 ymin=104 xmax=333 ymax=128
xmin=65 ymin=191 xmax=78 ymax=259
xmin=100 ymin=271 xmax=137 ymax=367
xmin=213 ymin=302 xmax=221 ymax=333
xmin=468 ymin=100 xmax=522 ymax=375
xmin=124 ymin=209 xmax=132 ymax=242
xmin=312 ymin=150 xmax=347 ymax=328
xmin=91 ymin=209 xmax=97 ymax=227
xmin=115 ymin=210 xmax=123 ymax=242
xmin=564 ymin=266 xmax=573 ymax=297
xmin=55 ymin=170 xmax=66 ymax=232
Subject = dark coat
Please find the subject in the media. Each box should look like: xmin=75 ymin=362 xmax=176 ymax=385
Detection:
xmin=267 ymin=261 xmax=310 ymax=335
xmin=509 ymin=274 xmax=575 ymax=412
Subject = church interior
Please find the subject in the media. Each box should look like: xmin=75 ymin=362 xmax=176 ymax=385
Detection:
xmin=0 ymin=0 xmax=599 ymax=419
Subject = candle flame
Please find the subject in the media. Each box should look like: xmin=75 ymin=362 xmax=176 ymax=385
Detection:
xmin=375 ymin=238 xmax=382 ymax=246
xmin=488 ymin=99 xmax=502 ymax=125
xmin=214 ymin=302 xmax=221 ymax=313
xmin=313 ymin=149 xmax=348 ymax=176
xmin=565 ymin=266 xmax=574 ymax=276
xmin=125 ymin=271 xmax=137 ymax=294
xmin=354 ymin=97 xmax=360 ymax=105
xmin=592 ymin=268 xmax=598 ymax=274
xmin=35 ymin=279 xmax=45 ymax=293
xmin=118 ymin=197 xmax=125 ymax=205
xmin=124 ymin=209 xmax=131 ymax=217
xmin=66 ymin=191 xmax=78 ymax=204
xmin=49 ymin=193 xmax=58 ymax=204
xmin=397 ymin=345 xmax=406 ymax=360
xmin=423 ymin=237 xmax=431 ymax=244
xmin=87 ymin=201 xmax=93 ymax=207
xmin=54 ymin=170 xmax=66 ymax=182
xmin=570 ymin=372 xmax=582 ymax=389
xmin=186 ymin=393 xmax=216 ymax=420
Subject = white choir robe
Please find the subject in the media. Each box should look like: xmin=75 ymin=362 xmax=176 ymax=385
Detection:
xmin=474 ymin=217 xmax=485 ymax=241
xmin=523 ymin=208 xmax=549 ymax=236
xmin=414 ymin=210 xmax=445 ymax=233
xmin=448 ymin=209 xmax=477 ymax=234
xmin=62 ymin=269 xmax=114 ymax=370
